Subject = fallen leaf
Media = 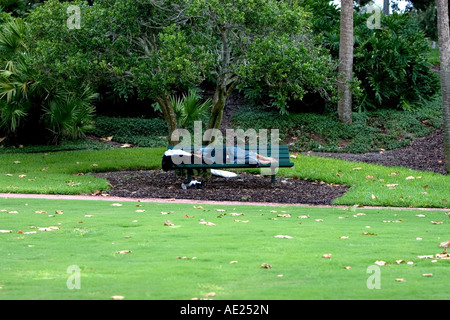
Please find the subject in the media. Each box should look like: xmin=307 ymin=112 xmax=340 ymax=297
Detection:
xmin=111 ymin=203 xmax=123 ymax=207
xmin=116 ymin=250 xmax=132 ymax=254
xmin=164 ymin=220 xmax=174 ymax=226
xmin=176 ymin=256 xmax=197 ymax=260
xmin=418 ymin=255 xmax=435 ymax=259
xmin=111 ymin=295 xmax=125 ymax=300
xmin=230 ymin=212 xmax=244 ymax=216
xmin=55 ymin=210 xmax=63 ymax=215
xmin=261 ymin=263 xmax=272 ymax=269
xmin=274 ymin=235 xmax=293 ymax=239
xmin=405 ymin=176 xmax=415 ymax=180
xmin=229 ymin=260 xmax=238 ymax=264
xmin=322 ymin=254 xmax=332 ymax=259
xmin=199 ymin=219 xmax=215 ymax=226
xmin=0 ymin=230 xmax=12 ymax=233
xmin=395 ymin=279 xmax=406 ymax=282
xmin=374 ymin=260 xmax=387 ymax=266
xmin=277 ymin=214 xmax=291 ymax=218
xmin=204 ymin=292 xmax=216 ymax=297
xmin=38 ymin=226 xmax=60 ymax=231
xmin=35 ymin=210 xmax=47 ymax=214
xmin=385 ymin=184 xmax=398 ymax=189
xmin=371 ymin=194 xmax=377 ymax=200
xmin=431 ymin=221 xmax=443 ymax=225
xmin=422 ymin=273 xmax=433 ymax=277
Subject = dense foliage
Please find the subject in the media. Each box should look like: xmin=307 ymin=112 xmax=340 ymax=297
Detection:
xmin=0 ymin=0 xmax=444 ymax=146
xmin=304 ymin=1 xmax=440 ymax=111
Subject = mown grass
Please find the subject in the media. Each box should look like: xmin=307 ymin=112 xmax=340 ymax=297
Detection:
xmin=279 ymin=154 xmax=450 ymax=208
xmin=0 ymin=148 xmax=449 ymax=208
xmin=0 ymin=148 xmax=165 ymax=195
xmin=0 ymin=198 xmax=448 ymax=300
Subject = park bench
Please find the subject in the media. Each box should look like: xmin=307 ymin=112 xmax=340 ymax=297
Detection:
xmin=162 ymin=145 xmax=294 ymax=184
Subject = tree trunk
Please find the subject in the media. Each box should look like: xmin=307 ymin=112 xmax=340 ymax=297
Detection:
xmin=337 ymin=0 xmax=353 ymax=124
xmin=155 ymin=94 xmax=179 ymax=146
xmin=437 ymin=0 xmax=450 ymax=174
xmin=204 ymin=25 xmax=238 ymax=143
xmin=383 ymin=0 xmax=390 ymax=15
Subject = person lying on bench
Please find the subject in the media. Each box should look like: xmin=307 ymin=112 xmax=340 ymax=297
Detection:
xmin=192 ymin=146 xmax=278 ymax=165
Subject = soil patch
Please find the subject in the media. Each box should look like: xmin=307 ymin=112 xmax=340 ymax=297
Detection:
xmin=307 ymin=129 xmax=446 ymax=175
xmin=94 ymin=170 xmax=349 ymax=205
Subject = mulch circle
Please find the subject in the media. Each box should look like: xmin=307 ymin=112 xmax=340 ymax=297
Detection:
xmin=93 ymin=129 xmax=447 ymax=205
xmin=94 ymin=170 xmax=349 ymax=205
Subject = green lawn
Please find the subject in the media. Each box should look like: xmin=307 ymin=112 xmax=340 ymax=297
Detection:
xmin=0 ymin=147 xmax=449 ymax=208
xmin=0 ymin=198 xmax=448 ymax=300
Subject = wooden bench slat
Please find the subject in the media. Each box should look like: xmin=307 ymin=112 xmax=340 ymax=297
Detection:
xmin=164 ymin=145 xmax=295 ymax=183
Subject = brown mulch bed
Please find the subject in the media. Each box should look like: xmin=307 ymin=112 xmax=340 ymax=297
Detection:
xmin=307 ymin=129 xmax=447 ymax=175
xmin=94 ymin=170 xmax=349 ymax=205
xmin=93 ymin=129 xmax=446 ymax=205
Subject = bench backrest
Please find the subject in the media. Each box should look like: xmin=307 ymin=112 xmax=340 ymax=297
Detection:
xmin=166 ymin=145 xmax=294 ymax=168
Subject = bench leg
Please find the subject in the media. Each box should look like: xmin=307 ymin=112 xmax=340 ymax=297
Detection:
xmin=187 ymin=169 xmax=193 ymax=183
xmin=270 ymin=166 xmax=276 ymax=184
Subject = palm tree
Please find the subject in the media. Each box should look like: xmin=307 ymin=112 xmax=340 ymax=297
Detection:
xmin=436 ymin=0 xmax=450 ymax=174
xmin=337 ymin=0 xmax=353 ymax=124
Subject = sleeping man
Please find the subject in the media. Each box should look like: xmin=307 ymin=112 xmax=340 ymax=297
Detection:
xmin=193 ymin=145 xmax=278 ymax=165
xmin=162 ymin=145 xmax=278 ymax=172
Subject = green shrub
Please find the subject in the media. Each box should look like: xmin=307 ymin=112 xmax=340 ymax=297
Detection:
xmin=0 ymin=17 xmax=97 ymax=145
xmin=231 ymin=97 xmax=442 ymax=153
xmin=90 ymin=116 xmax=169 ymax=148
xmin=353 ymin=13 xmax=440 ymax=111
xmin=303 ymin=2 xmax=440 ymax=111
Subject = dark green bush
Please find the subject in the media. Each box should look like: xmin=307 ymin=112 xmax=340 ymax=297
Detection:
xmin=302 ymin=2 xmax=440 ymax=111
xmin=353 ymin=13 xmax=440 ymax=111
xmin=231 ymin=97 xmax=442 ymax=153
xmin=91 ymin=116 xmax=169 ymax=147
